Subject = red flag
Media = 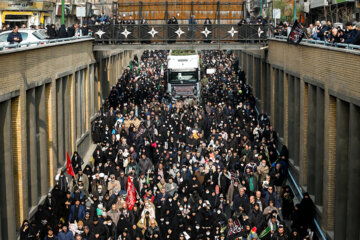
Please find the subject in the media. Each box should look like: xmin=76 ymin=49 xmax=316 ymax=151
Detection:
xmin=126 ymin=176 xmax=136 ymax=210
xmin=66 ymin=152 xmax=75 ymax=177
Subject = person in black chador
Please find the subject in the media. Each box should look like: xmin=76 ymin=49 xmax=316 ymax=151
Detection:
xmin=167 ymin=16 xmax=178 ymax=44
xmin=58 ymin=24 xmax=67 ymax=38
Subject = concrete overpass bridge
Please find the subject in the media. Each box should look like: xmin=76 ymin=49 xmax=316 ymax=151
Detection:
xmin=93 ymin=42 xmax=267 ymax=51
xmin=0 ymin=37 xmax=359 ymax=240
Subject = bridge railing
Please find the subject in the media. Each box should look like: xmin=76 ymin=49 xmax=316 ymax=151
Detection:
xmin=0 ymin=35 xmax=92 ymax=52
xmin=88 ymin=24 xmax=270 ymax=44
xmin=274 ymin=35 xmax=360 ymax=50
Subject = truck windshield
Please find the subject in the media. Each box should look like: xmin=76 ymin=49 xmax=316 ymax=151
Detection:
xmin=169 ymin=71 xmax=198 ymax=84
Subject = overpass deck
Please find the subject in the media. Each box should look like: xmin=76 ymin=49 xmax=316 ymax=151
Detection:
xmin=93 ymin=42 xmax=267 ymax=51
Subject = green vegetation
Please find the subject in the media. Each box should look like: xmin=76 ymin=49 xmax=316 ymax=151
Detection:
xmin=171 ymin=50 xmax=197 ymax=56
xmin=273 ymin=0 xmax=302 ymax=22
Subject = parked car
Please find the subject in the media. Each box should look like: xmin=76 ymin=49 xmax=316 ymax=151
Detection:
xmin=0 ymin=29 xmax=48 ymax=48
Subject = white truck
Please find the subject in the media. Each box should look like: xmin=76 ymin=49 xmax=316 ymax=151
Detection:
xmin=167 ymin=50 xmax=201 ymax=101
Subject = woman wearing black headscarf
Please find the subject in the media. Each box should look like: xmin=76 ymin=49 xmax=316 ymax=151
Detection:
xmin=167 ymin=16 xmax=178 ymax=44
xmin=58 ymin=24 xmax=67 ymax=38
xmin=20 ymin=220 xmax=33 ymax=240
xmin=48 ymin=24 xmax=57 ymax=39
xmin=117 ymin=214 xmax=132 ymax=238
xmin=299 ymin=192 xmax=315 ymax=230
xmin=281 ymin=185 xmax=295 ymax=220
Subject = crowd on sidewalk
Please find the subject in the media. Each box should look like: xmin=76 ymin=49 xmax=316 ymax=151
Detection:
xmin=273 ymin=20 xmax=360 ymax=45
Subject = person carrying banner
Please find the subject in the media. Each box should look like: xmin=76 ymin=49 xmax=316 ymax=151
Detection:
xmin=287 ymin=20 xmax=305 ymax=45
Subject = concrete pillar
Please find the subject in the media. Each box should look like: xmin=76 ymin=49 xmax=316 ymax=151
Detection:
xmin=64 ymin=76 xmax=72 ymax=156
xmin=11 ymin=96 xmax=25 ymax=225
xmin=322 ymin=94 xmax=336 ymax=232
xmin=260 ymin=61 xmax=265 ymax=111
xmin=94 ymin=66 xmax=99 ymax=112
xmin=264 ymin=64 xmax=270 ymax=114
xmin=45 ymin=83 xmax=55 ymax=187
xmin=274 ymin=69 xmax=279 ymax=130
xmin=75 ymin=72 xmax=80 ymax=139
xmin=89 ymin=65 xmax=94 ymax=117
xmin=270 ymin=67 xmax=275 ymax=121
xmin=334 ymin=99 xmax=349 ymax=240
xmin=27 ymin=88 xmax=39 ymax=206
xmin=243 ymin=53 xmax=247 ymax=78
xmin=83 ymin=70 xmax=86 ymax=133
xmin=315 ymin=87 xmax=324 ymax=205
xmin=70 ymin=73 xmax=76 ymax=152
xmin=248 ymin=55 xmax=253 ymax=87
xmin=307 ymin=85 xmax=316 ymax=195
xmin=276 ymin=70 xmax=281 ymax=131
xmin=255 ymin=58 xmax=260 ymax=98
xmin=119 ymin=54 xmax=122 ymax=81
xmin=287 ymin=76 xmax=294 ymax=162
xmin=299 ymin=80 xmax=308 ymax=186
xmin=278 ymin=71 xmax=284 ymax=137
xmin=345 ymin=104 xmax=360 ymax=239
xmin=284 ymin=74 xmax=289 ymax=147
xmin=294 ymin=77 xmax=300 ymax=166
xmin=0 ymin=100 xmax=16 ymax=240
xmin=56 ymin=78 xmax=64 ymax=168
xmin=36 ymin=85 xmax=49 ymax=195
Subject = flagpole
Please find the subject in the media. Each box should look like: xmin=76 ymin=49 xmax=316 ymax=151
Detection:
xmin=67 ymin=151 xmax=79 ymax=188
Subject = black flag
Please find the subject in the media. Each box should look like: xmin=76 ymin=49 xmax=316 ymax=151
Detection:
xmin=287 ymin=20 xmax=305 ymax=45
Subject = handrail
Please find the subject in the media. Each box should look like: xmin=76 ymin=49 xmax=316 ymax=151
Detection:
xmin=287 ymin=169 xmax=327 ymax=240
xmin=274 ymin=35 xmax=360 ymax=50
xmin=0 ymin=36 xmax=92 ymax=51
xmin=88 ymin=24 xmax=270 ymax=44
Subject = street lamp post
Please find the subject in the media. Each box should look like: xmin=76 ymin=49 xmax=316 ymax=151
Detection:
xmin=61 ymin=0 xmax=65 ymax=24
xmin=102 ymin=0 xmax=105 ymax=14
xmin=260 ymin=0 xmax=263 ymax=17
xmin=293 ymin=0 xmax=296 ymax=22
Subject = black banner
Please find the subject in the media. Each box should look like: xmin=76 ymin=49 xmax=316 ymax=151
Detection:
xmin=287 ymin=20 xmax=305 ymax=45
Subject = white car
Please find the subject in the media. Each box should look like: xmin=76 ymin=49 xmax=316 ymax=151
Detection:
xmin=0 ymin=29 xmax=48 ymax=48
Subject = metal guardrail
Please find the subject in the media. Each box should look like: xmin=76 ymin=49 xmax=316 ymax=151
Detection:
xmin=274 ymin=35 xmax=360 ymax=50
xmin=0 ymin=35 xmax=92 ymax=51
xmin=88 ymin=24 xmax=270 ymax=44
xmin=287 ymin=170 xmax=327 ymax=240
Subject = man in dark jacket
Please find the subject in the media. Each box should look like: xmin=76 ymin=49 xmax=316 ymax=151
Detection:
xmin=248 ymin=203 xmax=265 ymax=231
xmin=351 ymin=23 xmax=360 ymax=45
xmin=69 ymin=199 xmax=85 ymax=223
xmin=7 ymin=26 xmax=22 ymax=44
xmin=138 ymin=153 xmax=153 ymax=173
xmin=92 ymin=217 xmax=107 ymax=240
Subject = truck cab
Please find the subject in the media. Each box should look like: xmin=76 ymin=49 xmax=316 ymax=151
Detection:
xmin=167 ymin=50 xmax=201 ymax=101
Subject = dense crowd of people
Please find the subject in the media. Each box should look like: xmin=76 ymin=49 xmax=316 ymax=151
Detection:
xmin=273 ymin=20 xmax=360 ymax=45
xmin=20 ymin=50 xmax=316 ymax=240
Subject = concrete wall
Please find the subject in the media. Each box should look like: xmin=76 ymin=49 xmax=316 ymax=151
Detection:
xmin=239 ymin=39 xmax=360 ymax=240
xmin=0 ymin=41 xmax=137 ymax=239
